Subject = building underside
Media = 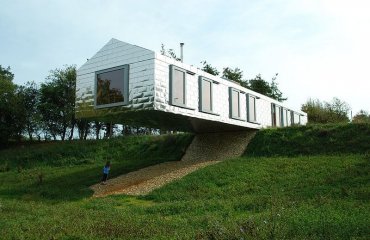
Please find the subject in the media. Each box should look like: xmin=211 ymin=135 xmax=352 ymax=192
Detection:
xmin=83 ymin=110 xmax=255 ymax=133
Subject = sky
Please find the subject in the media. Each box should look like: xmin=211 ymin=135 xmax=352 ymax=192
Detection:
xmin=1 ymin=0 xmax=369 ymax=115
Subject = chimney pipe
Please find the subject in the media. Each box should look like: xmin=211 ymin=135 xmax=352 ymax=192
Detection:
xmin=180 ymin=43 xmax=184 ymax=62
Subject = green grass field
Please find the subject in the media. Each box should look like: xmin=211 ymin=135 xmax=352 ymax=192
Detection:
xmin=0 ymin=124 xmax=369 ymax=239
xmin=245 ymin=123 xmax=370 ymax=156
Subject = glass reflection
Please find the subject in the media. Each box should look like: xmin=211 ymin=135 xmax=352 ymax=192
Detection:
xmin=96 ymin=69 xmax=124 ymax=105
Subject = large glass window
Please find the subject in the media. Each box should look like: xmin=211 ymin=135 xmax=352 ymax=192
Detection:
xmin=271 ymin=103 xmax=276 ymax=127
xmin=95 ymin=65 xmax=129 ymax=108
xmin=173 ymin=69 xmax=185 ymax=105
xmin=170 ymin=65 xmax=187 ymax=107
xmin=247 ymin=94 xmax=257 ymax=123
xmin=272 ymin=104 xmax=283 ymax=127
xmin=280 ymin=107 xmax=285 ymax=127
xmin=201 ymin=80 xmax=211 ymax=111
xmin=286 ymin=109 xmax=290 ymax=126
xmin=297 ymin=114 xmax=302 ymax=125
xmin=199 ymin=77 xmax=217 ymax=114
xmin=291 ymin=111 xmax=295 ymax=125
xmin=276 ymin=105 xmax=281 ymax=127
xmin=229 ymin=88 xmax=241 ymax=119
xmin=292 ymin=112 xmax=301 ymax=125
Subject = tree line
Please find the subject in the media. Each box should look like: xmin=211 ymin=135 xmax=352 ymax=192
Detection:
xmin=0 ymin=65 xmax=158 ymax=145
xmin=161 ymin=44 xmax=369 ymax=125
xmin=301 ymin=98 xmax=369 ymax=124
xmin=1 ymin=55 xmax=368 ymax=145
xmin=161 ymin=44 xmax=287 ymax=102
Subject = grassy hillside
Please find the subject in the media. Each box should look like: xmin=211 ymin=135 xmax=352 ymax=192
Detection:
xmin=0 ymin=125 xmax=369 ymax=239
xmin=0 ymin=134 xmax=193 ymax=200
xmin=245 ymin=123 xmax=370 ymax=156
xmin=147 ymin=155 xmax=369 ymax=239
xmin=1 ymin=155 xmax=368 ymax=239
xmin=0 ymin=134 xmax=194 ymax=170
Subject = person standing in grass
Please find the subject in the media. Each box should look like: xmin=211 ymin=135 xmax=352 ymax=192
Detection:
xmin=101 ymin=161 xmax=111 ymax=184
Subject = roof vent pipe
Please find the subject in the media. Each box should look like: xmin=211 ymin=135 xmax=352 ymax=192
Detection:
xmin=180 ymin=43 xmax=184 ymax=62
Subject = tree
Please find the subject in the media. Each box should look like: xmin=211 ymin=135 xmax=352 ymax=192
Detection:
xmin=222 ymin=67 xmax=244 ymax=84
xmin=0 ymin=65 xmax=14 ymax=82
xmin=76 ymin=119 xmax=91 ymax=140
xmin=102 ymin=122 xmax=117 ymax=139
xmin=17 ymin=81 xmax=41 ymax=141
xmin=201 ymin=62 xmax=287 ymax=102
xmin=352 ymin=110 xmax=370 ymax=123
xmin=38 ymin=65 xmax=76 ymax=140
xmin=160 ymin=44 xmax=181 ymax=61
xmin=247 ymin=73 xmax=287 ymax=102
xmin=0 ymin=65 xmax=25 ymax=143
xmin=328 ymin=97 xmax=351 ymax=120
xmin=93 ymin=121 xmax=103 ymax=139
xmin=301 ymin=97 xmax=351 ymax=124
xmin=248 ymin=74 xmax=271 ymax=96
xmin=162 ymin=48 xmax=288 ymax=102
xmin=201 ymin=61 xmax=219 ymax=76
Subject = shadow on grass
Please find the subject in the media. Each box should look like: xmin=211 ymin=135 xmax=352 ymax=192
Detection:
xmin=0 ymin=166 xmax=100 ymax=201
xmin=0 ymin=134 xmax=194 ymax=203
xmin=0 ymin=158 xmax=181 ymax=202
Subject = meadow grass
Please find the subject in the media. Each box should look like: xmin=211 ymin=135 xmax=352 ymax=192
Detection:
xmin=0 ymin=124 xmax=369 ymax=239
xmin=0 ymin=154 xmax=369 ymax=239
xmin=245 ymin=123 xmax=370 ymax=156
xmin=0 ymin=134 xmax=193 ymax=201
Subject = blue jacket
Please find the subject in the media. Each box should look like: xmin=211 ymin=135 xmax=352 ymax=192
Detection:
xmin=103 ymin=166 xmax=110 ymax=174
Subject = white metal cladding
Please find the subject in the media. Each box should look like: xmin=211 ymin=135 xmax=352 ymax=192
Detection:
xmin=153 ymin=52 xmax=307 ymax=130
xmin=76 ymin=38 xmax=156 ymax=117
xmin=75 ymin=38 xmax=307 ymax=130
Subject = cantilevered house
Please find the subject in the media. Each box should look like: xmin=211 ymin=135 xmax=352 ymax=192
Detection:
xmin=75 ymin=38 xmax=307 ymax=132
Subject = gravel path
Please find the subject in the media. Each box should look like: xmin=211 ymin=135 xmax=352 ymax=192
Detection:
xmin=90 ymin=130 xmax=256 ymax=197
xmin=91 ymin=160 xmax=220 ymax=197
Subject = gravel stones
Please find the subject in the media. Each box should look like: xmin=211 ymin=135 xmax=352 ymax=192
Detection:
xmin=90 ymin=130 xmax=257 ymax=197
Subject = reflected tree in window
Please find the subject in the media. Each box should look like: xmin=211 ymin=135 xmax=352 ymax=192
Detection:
xmin=96 ymin=69 xmax=125 ymax=105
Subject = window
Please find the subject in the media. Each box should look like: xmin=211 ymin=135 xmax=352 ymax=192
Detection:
xmin=271 ymin=103 xmax=276 ymax=126
xmin=247 ymin=94 xmax=257 ymax=123
xmin=199 ymin=77 xmax=218 ymax=114
xmin=170 ymin=65 xmax=187 ymax=107
xmin=276 ymin=105 xmax=282 ymax=127
xmin=272 ymin=103 xmax=283 ymax=127
xmin=292 ymin=112 xmax=301 ymax=125
xmin=276 ymin=106 xmax=281 ymax=127
xmin=95 ymin=65 xmax=129 ymax=108
xmin=280 ymin=108 xmax=285 ymax=127
xmin=286 ymin=110 xmax=290 ymax=126
xmin=229 ymin=88 xmax=242 ymax=120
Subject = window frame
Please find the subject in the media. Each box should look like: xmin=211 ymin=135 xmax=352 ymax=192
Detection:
xmin=292 ymin=112 xmax=301 ymax=125
xmin=94 ymin=64 xmax=129 ymax=109
xmin=246 ymin=93 xmax=259 ymax=124
xmin=229 ymin=87 xmax=244 ymax=121
xmin=286 ymin=109 xmax=290 ymax=126
xmin=198 ymin=76 xmax=219 ymax=115
xmin=169 ymin=65 xmax=189 ymax=109
xmin=272 ymin=103 xmax=284 ymax=127
xmin=271 ymin=103 xmax=277 ymax=127
xmin=280 ymin=107 xmax=285 ymax=127
xmin=275 ymin=105 xmax=281 ymax=127
xmin=290 ymin=111 xmax=295 ymax=125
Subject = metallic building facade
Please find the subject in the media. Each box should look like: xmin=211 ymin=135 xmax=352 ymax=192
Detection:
xmin=76 ymin=38 xmax=307 ymax=133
